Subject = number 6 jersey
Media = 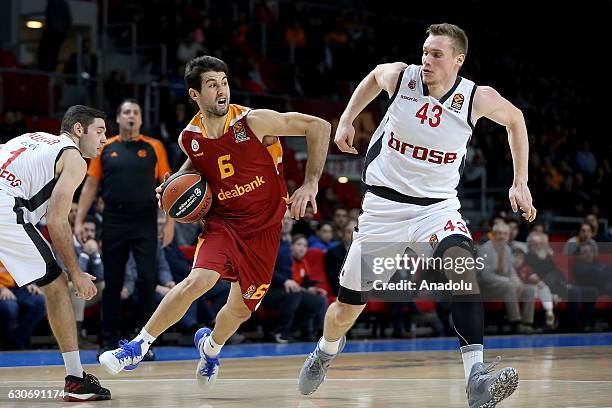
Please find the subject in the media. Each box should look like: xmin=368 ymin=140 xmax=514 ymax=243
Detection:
xmin=362 ymin=65 xmax=478 ymax=199
xmin=180 ymin=104 xmax=288 ymax=235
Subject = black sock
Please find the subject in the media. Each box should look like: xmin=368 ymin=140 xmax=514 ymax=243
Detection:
xmin=451 ymin=294 xmax=484 ymax=347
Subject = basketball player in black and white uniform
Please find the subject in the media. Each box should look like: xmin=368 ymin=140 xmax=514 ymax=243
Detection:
xmin=299 ymin=23 xmax=536 ymax=408
xmin=0 ymin=106 xmax=111 ymax=401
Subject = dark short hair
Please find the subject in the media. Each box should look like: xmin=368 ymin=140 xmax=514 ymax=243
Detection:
xmin=291 ymin=234 xmax=308 ymax=245
xmin=333 ymin=206 xmax=348 ymax=215
xmin=61 ymin=105 xmax=106 ymax=134
xmin=116 ymin=99 xmax=140 ymax=116
xmin=184 ymin=56 xmax=229 ymax=91
xmin=317 ymin=221 xmax=335 ymax=231
xmin=83 ymin=215 xmax=97 ymax=226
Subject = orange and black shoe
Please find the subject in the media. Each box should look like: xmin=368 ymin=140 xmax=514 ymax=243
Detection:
xmin=63 ymin=372 xmax=111 ymax=402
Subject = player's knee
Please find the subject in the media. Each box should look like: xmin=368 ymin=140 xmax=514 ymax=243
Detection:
xmin=181 ymin=269 xmax=219 ymax=299
xmin=40 ymin=272 xmax=69 ymax=296
xmin=332 ymin=301 xmax=365 ymax=327
xmin=227 ymin=300 xmax=251 ymax=321
xmin=434 ymin=235 xmax=479 ymax=294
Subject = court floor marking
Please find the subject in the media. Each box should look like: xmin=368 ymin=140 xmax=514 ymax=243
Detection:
xmin=1 ymin=379 xmax=611 ymax=384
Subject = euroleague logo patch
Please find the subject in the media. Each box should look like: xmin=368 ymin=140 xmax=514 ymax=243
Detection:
xmin=243 ymin=285 xmax=257 ymax=299
xmin=408 ymin=79 xmax=416 ymax=90
xmin=451 ymin=93 xmax=465 ymax=111
xmin=137 ymin=149 xmax=147 ymax=158
xmin=233 ymin=121 xmax=250 ymax=143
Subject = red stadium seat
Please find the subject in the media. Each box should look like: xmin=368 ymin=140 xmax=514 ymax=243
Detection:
xmin=304 ymin=248 xmax=333 ymax=302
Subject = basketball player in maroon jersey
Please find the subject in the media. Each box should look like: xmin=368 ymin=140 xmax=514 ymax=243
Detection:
xmin=100 ymin=56 xmax=331 ymax=389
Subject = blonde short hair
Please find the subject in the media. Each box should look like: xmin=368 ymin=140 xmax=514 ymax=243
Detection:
xmin=426 ymin=23 xmax=468 ymax=56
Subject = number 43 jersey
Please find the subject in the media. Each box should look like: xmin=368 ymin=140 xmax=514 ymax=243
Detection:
xmin=363 ymin=64 xmax=478 ymax=199
xmin=180 ymin=104 xmax=288 ymax=235
xmin=0 ymin=132 xmax=78 ymax=224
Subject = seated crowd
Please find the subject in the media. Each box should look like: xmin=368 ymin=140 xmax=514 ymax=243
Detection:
xmin=1 ymin=202 xmax=610 ymax=349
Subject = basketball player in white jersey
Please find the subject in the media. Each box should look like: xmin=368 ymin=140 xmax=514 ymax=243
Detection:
xmin=0 ymin=105 xmax=111 ymax=401
xmin=299 ymin=23 xmax=536 ymax=407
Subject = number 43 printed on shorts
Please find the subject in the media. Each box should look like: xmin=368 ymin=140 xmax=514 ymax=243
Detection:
xmin=443 ymin=220 xmax=469 ymax=234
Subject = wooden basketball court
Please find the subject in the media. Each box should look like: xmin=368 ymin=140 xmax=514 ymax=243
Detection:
xmin=1 ymin=345 xmax=610 ymax=407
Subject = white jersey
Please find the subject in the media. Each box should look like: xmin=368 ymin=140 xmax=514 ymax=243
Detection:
xmin=363 ymin=64 xmax=478 ymax=199
xmin=0 ymin=132 xmax=79 ymax=224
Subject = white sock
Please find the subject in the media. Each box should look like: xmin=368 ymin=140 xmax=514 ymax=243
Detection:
xmin=134 ymin=329 xmax=156 ymax=355
xmin=460 ymin=344 xmax=483 ymax=385
xmin=544 ymin=303 xmax=554 ymax=312
xmin=204 ymin=335 xmax=223 ymax=357
xmin=319 ymin=337 xmax=341 ymax=355
xmin=62 ymin=351 xmax=84 ymax=378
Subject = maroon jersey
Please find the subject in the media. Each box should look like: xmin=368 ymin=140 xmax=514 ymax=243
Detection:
xmin=180 ymin=105 xmax=287 ymax=235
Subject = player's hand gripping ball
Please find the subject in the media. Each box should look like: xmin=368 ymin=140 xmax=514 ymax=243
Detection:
xmin=160 ymin=171 xmax=212 ymax=223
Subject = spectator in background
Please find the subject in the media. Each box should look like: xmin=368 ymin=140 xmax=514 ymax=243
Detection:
xmin=0 ymin=261 xmax=46 ymax=350
xmin=480 ymin=214 xmax=506 ymax=243
xmin=290 ymin=235 xmax=327 ymax=341
xmin=573 ymin=243 xmax=609 ymax=293
xmin=507 ymin=219 xmax=527 ymax=253
xmin=575 ymin=141 xmax=597 ymax=175
xmin=526 ymin=232 xmax=598 ymax=332
xmin=75 ymin=99 xmax=173 ymax=357
xmin=477 ymin=223 xmax=536 ymax=333
xmin=308 ymin=221 xmax=340 ymax=251
xmin=332 ymin=207 xmax=349 ymax=239
xmin=37 ymin=0 xmax=72 ymax=72
xmin=563 ymin=223 xmax=598 ymax=256
xmin=512 ymin=247 xmax=555 ymax=329
xmin=263 ymin=212 xmax=304 ymax=343
xmin=325 ymin=221 xmax=357 ymax=296
xmin=55 ymin=215 xmax=104 ymax=349
xmin=585 ymin=214 xmax=611 ymax=243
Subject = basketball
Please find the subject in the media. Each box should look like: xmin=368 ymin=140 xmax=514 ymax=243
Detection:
xmin=160 ymin=171 xmax=213 ymax=223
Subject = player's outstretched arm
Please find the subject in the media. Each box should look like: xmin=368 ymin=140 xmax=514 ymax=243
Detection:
xmin=473 ymin=86 xmax=537 ymax=222
xmin=248 ymin=109 xmax=331 ymax=219
xmin=336 ymin=62 xmax=407 ymax=154
xmin=48 ymin=149 xmax=97 ymax=299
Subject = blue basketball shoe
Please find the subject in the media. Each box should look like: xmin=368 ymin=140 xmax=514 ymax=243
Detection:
xmin=99 ymin=339 xmax=145 ymax=375
xmin=194 ymin=327 xmax=221 ymax=390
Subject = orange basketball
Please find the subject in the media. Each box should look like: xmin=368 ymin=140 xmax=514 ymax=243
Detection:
xmin=160 ymin=171 xmax=212 ymax=223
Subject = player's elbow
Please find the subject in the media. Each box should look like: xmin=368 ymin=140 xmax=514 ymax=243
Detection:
xmin=307 ymin=118 xmax=331 ymax=140
xmin=507 ymin=107 xmax=525 ymax=130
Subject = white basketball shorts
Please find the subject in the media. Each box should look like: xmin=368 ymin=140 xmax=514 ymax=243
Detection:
xmin=339 ymin=189 xmax=472 ymax=294
xmin=0 ymin=191 xmax=61 ymax=287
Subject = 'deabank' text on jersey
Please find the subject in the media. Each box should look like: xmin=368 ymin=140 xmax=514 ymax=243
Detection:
xmin=362 ymin=65 xmax=478 ymax=199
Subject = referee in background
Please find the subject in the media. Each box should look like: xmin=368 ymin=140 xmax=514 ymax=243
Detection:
xmin=75 ymin=99 xmax=173 ymax=358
